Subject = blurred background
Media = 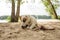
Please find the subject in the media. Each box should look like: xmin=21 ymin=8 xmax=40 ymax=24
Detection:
xmin=0 ymin=0 xmax=60 ymax=22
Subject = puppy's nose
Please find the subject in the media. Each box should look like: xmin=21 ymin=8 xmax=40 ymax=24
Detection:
xmin=22 ymin=25 xmax=28 ymax=29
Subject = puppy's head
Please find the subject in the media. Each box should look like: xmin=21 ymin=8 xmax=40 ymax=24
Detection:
xmin=20 ymin=15 xmax=30 ymax=29
xmin=20 ymin=15 xmax=28 ymax=23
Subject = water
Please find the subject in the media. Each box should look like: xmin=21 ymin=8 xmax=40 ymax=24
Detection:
xmin=0 ymin=20 xmax=8 ymax=23
xmin=0 ymin=19 xmax=60 ymax=23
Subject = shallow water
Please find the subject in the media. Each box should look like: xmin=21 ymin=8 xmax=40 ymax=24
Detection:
xmin=0 ymin=19 xmax=60 ymax=23
xmin=0 ymin=20 xmax=8 ymax=23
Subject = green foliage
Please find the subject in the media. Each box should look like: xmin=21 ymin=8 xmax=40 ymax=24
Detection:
xmin=20 ymin=1 xmax=25 ymax=5
xmin=6 ymin=16 xmax=11 ymax=22
xmin=42 ymin=0 xmax=51 ymax=13
xmin=0 ymin=16 xmax=8 ymax=20
xmin=31 ymin=15 xmax=51 ymax=19
xmin=51 ymin=0 xmax=60 ymax=9
xmin=54 ymin=4 xmax=58 ymax=8
xmin=42 ymin=0 xmax=58 ymax=19
xmin=20 ymin=0 xmax=25 ymax=5
xmin=58 ymin=16 xmax=60 ymax=19
xmin=42 ymin=0 xmax=60 ymax=10
xmin=52 ymin=0 xmax=59 ymax=3
xmin=42 ymin=0 xmax=50 ymax=7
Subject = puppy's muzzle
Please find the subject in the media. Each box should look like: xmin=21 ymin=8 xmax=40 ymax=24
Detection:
xmin=22 ymin=25 xmax=28 ymax=29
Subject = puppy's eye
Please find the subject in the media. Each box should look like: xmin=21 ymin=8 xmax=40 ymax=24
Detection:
xmin=23 ymin=18 xmax=26 ymax=22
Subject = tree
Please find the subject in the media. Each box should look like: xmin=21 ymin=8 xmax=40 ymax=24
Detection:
xmin=51 ymin=0 xmax=60 ymax=9
xmin=11 ymin=0 xmax=16 ymax=22
xmin=42 ymin=0 xmax=58 ymax=19
xmin=10 ymin=0 xmax=21 ymax=22
xmin=16 ymin=0 xmax=20 ymax=22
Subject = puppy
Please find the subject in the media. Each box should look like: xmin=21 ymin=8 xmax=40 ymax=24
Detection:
xmin=20 ymin=15 xmax=38 ymax=30
xmin=20 ymin=15 xmax=55 ymax=30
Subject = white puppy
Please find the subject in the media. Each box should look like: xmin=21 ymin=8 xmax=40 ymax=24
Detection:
xmin=20 ymin=15 xmax=37 ymax=30
xmin=20 ymin=15 xmax=55 ymax=30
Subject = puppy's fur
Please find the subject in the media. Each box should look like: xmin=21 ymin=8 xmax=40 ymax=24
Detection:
xmin=20 ymin=15 xmax=55 ymax=30
xmin=20 ymin=15 xmax=38 ymax=30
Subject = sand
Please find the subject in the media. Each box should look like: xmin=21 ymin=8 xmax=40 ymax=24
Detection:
xmin=0 ymin=21 xmax=60 ymax=40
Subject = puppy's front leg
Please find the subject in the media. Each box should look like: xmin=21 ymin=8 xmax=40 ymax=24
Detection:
xmin=29 ymin=24 xmax=36 ymax=30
